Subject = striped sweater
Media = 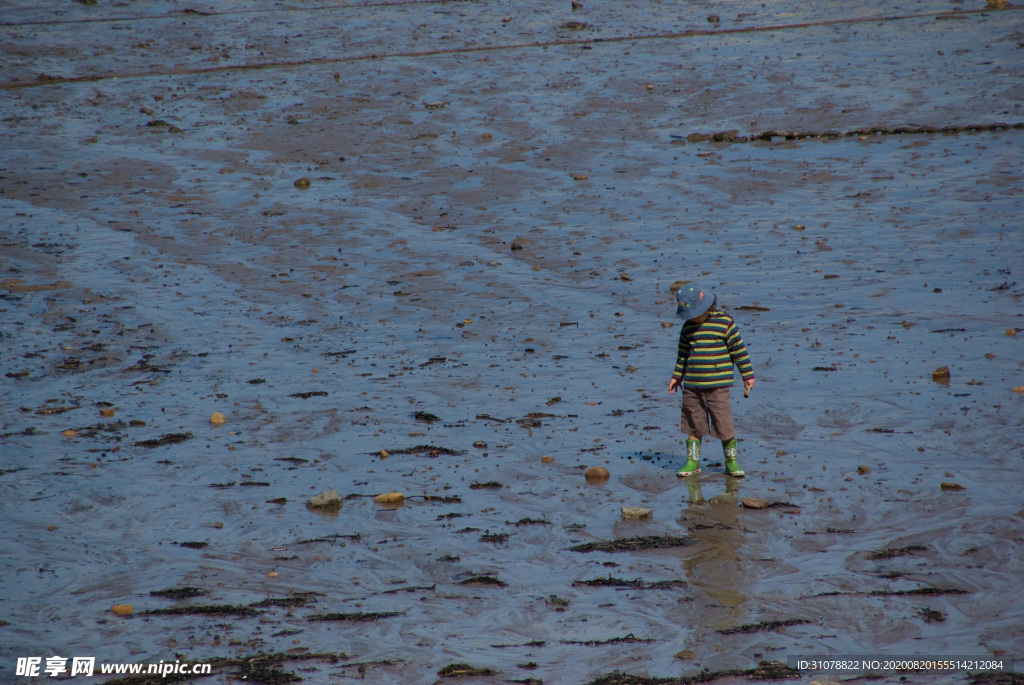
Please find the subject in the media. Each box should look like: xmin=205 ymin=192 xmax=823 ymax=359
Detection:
xmin=672 ymin=310 xmax=754 ymax=389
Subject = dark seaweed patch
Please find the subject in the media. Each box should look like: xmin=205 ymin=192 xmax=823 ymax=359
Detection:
xmin=413 ymin=410 xmax=440 ymax=422
xmin=438 ymin=663 xmax=496 ymax=677
xmin=918 ymin=607 xmax=946 ymax=623
xmin=459 ymin=575 xmax=507 ymax=587
xmin=133 ymin=431 xmax=193 ymax=448
xmin=250 ymin=595 xmax=317 ymax=608
xmin=386 ymin=444 xmax=463 ymax=455
xmin=570 ymin=535 xmax=695 ymax=553
xmin=814 ymin=586 xmax=968 ymax=598
xmin=239 ymin=481 xmax=271 ymax=487
xmin=420 ymin=495 xmax=462 ymax=503
xmin=142 ymin=604 xmax=261 ymax=617
xmin=968 ymin=673 xmax=1024 ymax=685
xmin=102 ymin=653 xmax=347 ymax=685
xmin=289 ymin=390 xmax=328 ymax=399
xmin=177 ymin=541 xmax=208 ymax=549
xmin=309 ymin=611 xmax=403 ymax=621
xmin=508 ymin=517 xmax=551 ymax=526
xmin=561 ymin=633 xmax=654 ymax=646
xmin=573 ymin=577 xmax=686 ymax=589
xmin=150 ymin=587 xmax=206 ymax=600
xmin=480 ymin=531 xmax=509 ymax=543
xmin=293 ymin=533 xmax=360 ymax=545
xmin=716 ymin=618 xmax=811 ymax=635
xmin=868 ymin=544 xmax=927 ymax=560
xmin=470 ymin=481 xmax=503 ymax=489
xmin=584 ymin=660 xmax=799 ymax=685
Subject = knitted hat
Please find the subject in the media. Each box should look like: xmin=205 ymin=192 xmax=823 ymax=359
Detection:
xmin=674 ymin=281 xmax=713 ymax=320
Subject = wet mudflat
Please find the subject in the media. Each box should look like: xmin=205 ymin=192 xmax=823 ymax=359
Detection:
xmin=1 ymin=1 xmax=1023 ymax=683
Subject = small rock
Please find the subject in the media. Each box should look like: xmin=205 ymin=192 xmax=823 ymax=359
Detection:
xmin=573 ymin=174 xmax=589 ymax=180
xmin=210 ymin=411 xmax=227 ymax=425
xmin=481 ymin=132 xmax=493 ymax=139
xmin=674 ymin=649 xmax=696 ymax=660
xmin=510 ymin=239 xmax=524 ymax=251
xmin=621 ymin=506 xmax=652 ymax=519
xmin=111 ymin=604 xmax=133 ymax=616
xmin=932 ymin=366 xmax=950 ymax=385
xmin=940 ymin=482 xmax=965 ymax=491
xmin=619 ymin=273 xmax=632 ymax=281
xmin=707 ymin=14 xmax=720 ymax=23
xmin=380 ymin=449 xmax=389 ymax=459
xmin=473 ymin=441 xmax=488 ymax=449
xmin=100 ymin=407 xmax=116 ymax=417
xmin=857 ymin=465 xmax=871 ymax=475
xmin=709 ymin=492 xmax=738 ymax=506
xmin=741 ymin=497 xmax=770 ymax=509
xmin=307 ymin=489 xmax=343 ymax=508
xmin=541 ymin=455 xmax=554 ymax=463
xmin=585 ymin=466 xmax=610 ymax=483
xmin=374 ymin=491 xmax=405 ymax=505
xmin=61 ymin=429 xmax=78 ymax=438
xmin=1013 ymin=386 xmax=1024 ymax=393
xmin=1007 ymin=328 xmax=1018 ymax=336
xmin=294 ymin=177 xmax=311 ymax=189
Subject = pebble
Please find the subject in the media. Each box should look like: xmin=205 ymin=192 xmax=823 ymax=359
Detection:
xmin=932 ymin=366 xmax=950 ymax=383
xmin=585 ymin=466 xmax=610 ymax=483
xmin=573 ymin=174 xmax=588 ymax=180
xmin=541 ymin=455 xmax=554 ymax=463
xmin=621 ymin=506 xmax=652 ymax=519
xmin=741 ymin=497 xmax=769 ymax=509
xmin=307 ymin=489 xmax=343 ymax=508
xmin=210 ymin=411 xmax=227 ymax=425
xmin=61 ymin=429 xmax=78 ymax=438
xmin=100 ymin=407 xmax=116 ymax=417
xmin=940 ymin=482 xmax=965 ymax=491
xmin=674 ymin=649 xmax=696 ymax=660
xmin=857 ymin=465 xmax=871 ymax=475
xmin=111 ymin=604 xmax=133 ymax=616
xmin=473 ymin=441 xmax=488 ymax=448
xmin=294 ymin=177 xmax=311 ymax=189
xmin=374 ymin=491 xmax=405 ymax=505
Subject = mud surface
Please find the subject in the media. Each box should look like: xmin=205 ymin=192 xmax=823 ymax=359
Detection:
xmin=2 ymin=1 xmax=1023 ymax=683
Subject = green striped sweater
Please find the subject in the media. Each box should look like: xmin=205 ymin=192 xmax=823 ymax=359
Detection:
xmin=672 ymin=310 xmax=754 ymax=389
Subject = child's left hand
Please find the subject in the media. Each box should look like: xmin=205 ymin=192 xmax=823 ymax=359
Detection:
xmin=743 ymin=377 xmax=755 ymax=397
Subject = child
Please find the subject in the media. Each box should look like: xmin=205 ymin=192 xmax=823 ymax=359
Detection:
xmin=668 ymin=281 xmax=755 ymax=478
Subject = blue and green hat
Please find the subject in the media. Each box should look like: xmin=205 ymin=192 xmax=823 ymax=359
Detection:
xmin=674 ymin=281 xmax=713 ymax=320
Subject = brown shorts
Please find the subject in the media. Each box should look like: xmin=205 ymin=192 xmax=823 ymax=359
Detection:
xmin=681 ymin=386 xmax=735 ymax=440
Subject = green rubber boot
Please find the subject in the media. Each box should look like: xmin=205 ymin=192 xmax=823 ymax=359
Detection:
xmin=677 ymin=438 xmax=701 ymax=477
xmin=722 ymin=438 xmax=745 ymax=477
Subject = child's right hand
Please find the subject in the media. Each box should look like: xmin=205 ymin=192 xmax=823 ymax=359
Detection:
xmin=668 ymin=377 xmax=682 ymax=394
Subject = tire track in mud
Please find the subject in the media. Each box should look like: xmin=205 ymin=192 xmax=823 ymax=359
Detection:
xmin=0 ymin=0 xmax=480 ymax=27
xmin=3 ymin=6 xmax=1018 ymax=90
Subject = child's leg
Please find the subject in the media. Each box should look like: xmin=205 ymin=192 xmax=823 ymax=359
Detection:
xmin=678 ymin=389 xmax=706 ymax=477
xmin=705 ymin=388 xmax=745 ymax=477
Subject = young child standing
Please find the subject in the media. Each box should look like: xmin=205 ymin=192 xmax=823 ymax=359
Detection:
xmin=668 ymin=281 xmax=755 ymax=478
